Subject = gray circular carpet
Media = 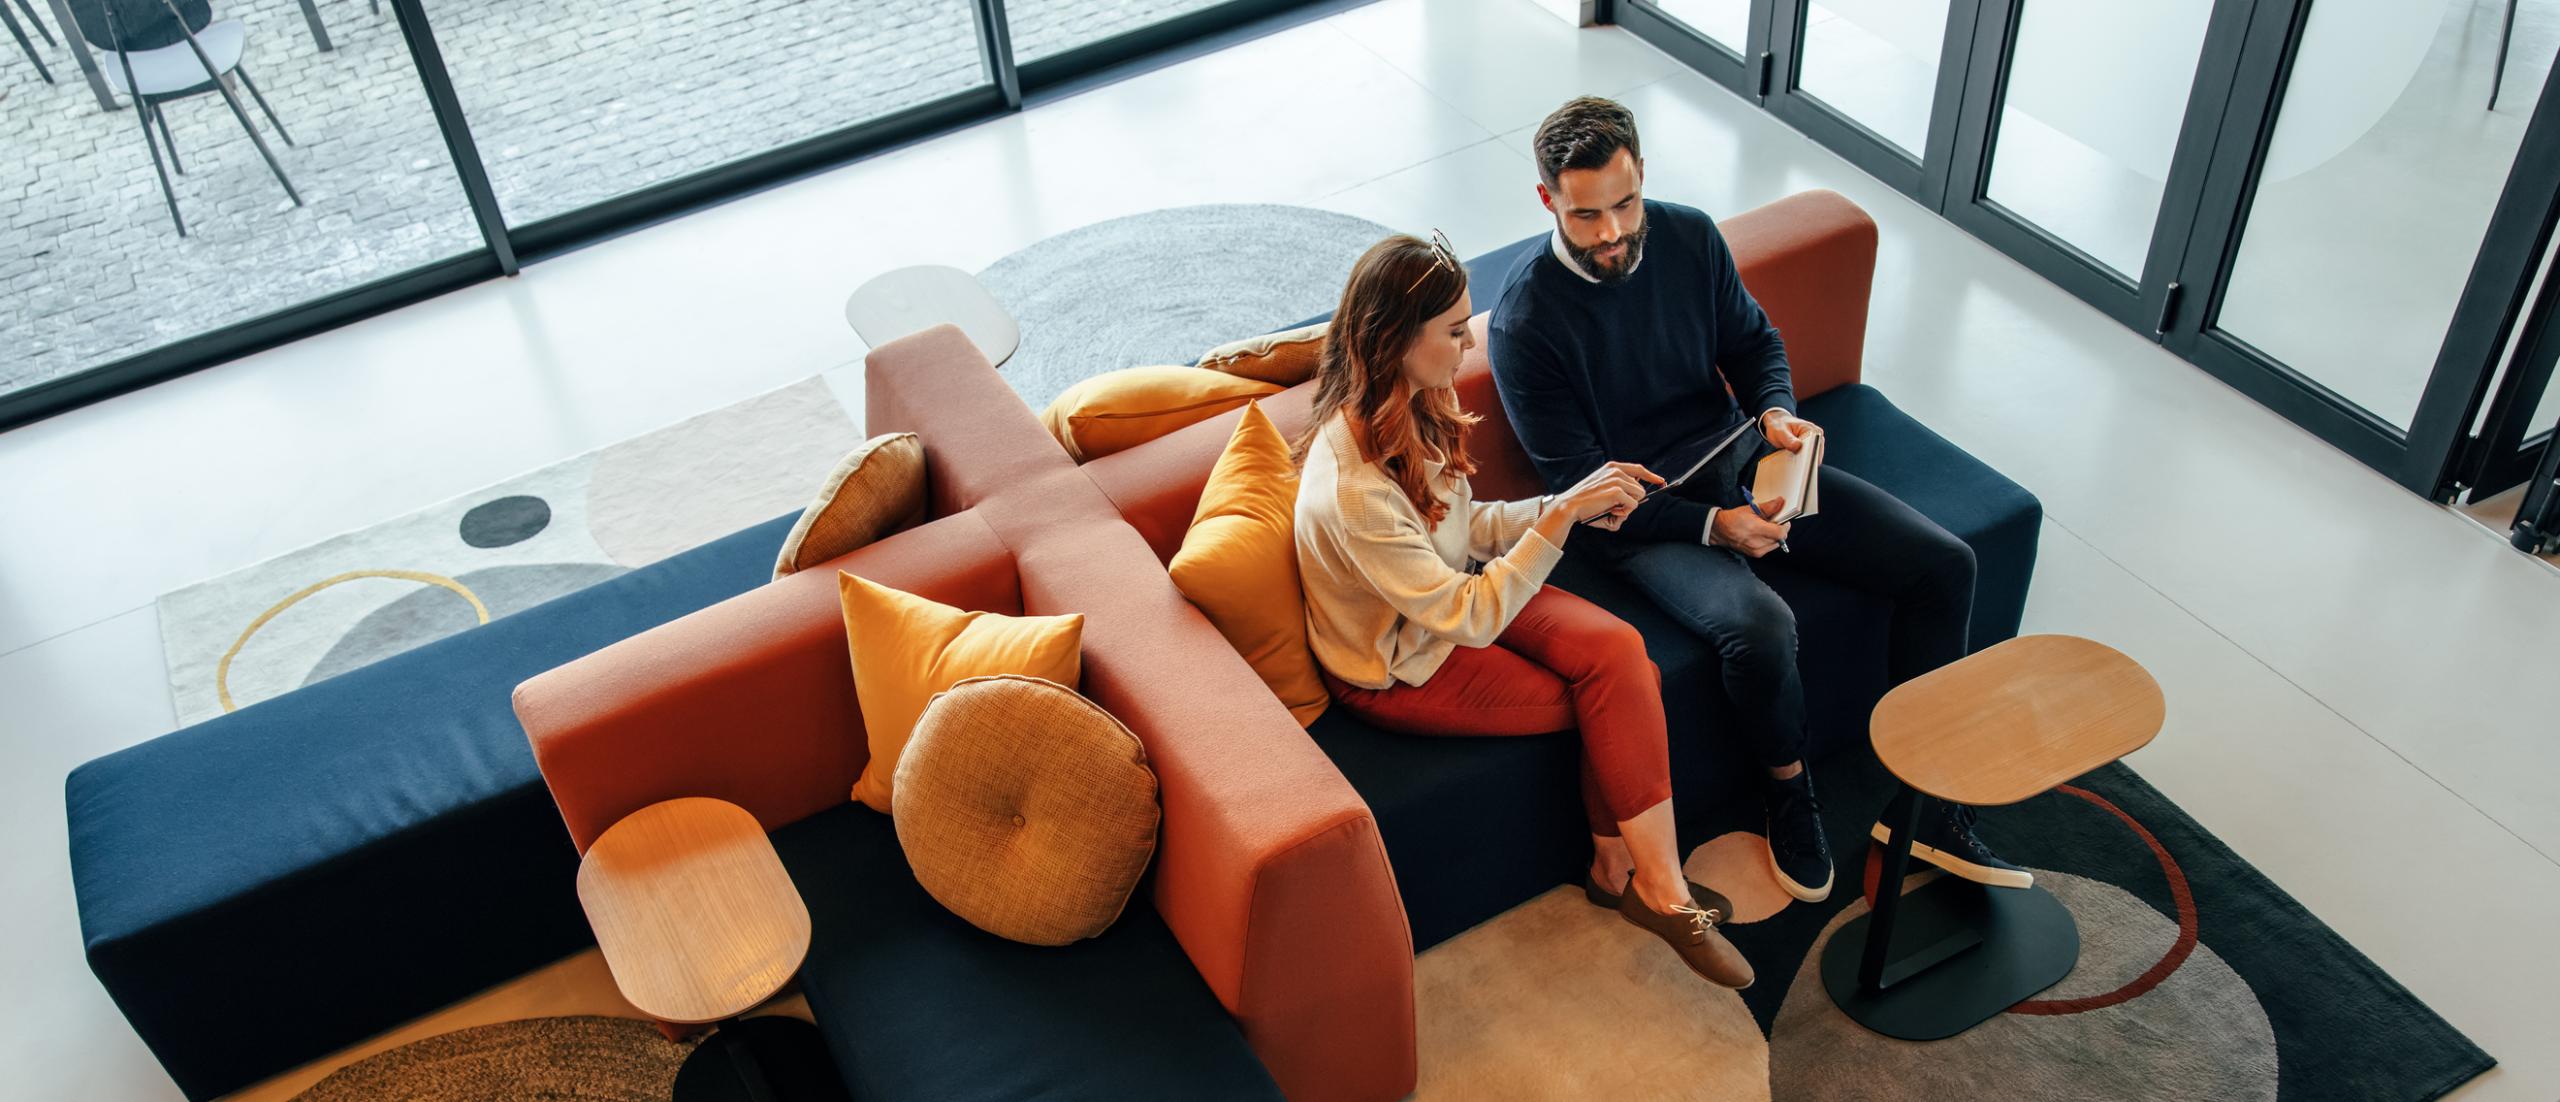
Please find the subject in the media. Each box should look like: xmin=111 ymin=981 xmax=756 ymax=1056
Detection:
xmin=290 ymin=1016 xmax=693 ymax=1101
xmin=977 ymin=204 xmax=1393 ymax=409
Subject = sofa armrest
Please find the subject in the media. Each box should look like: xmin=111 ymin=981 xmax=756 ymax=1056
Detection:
xmin=1722 ymin=188 xmax=1877 ymax=401
xmin=987 ymin=473 xmax=1417 ymax=1102
xmin=864 ymin=324 xmax=1077 ymax=518
xmin=514 ymin=511 xmax=1022 ymax=851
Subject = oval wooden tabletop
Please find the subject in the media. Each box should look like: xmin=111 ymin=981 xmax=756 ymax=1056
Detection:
xmin=1870 ymin=634 xmax=2165 ymax=807
xmin=576 ymin=797 xmax=812 ymax=1025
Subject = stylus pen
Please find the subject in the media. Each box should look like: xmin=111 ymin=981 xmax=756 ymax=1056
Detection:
xmin=1741 ymin=485 xmax=1789 ymax=553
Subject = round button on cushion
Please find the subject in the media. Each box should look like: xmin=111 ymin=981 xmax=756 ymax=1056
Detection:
xmin=891 ymin=675 xmax=1161 ymax=946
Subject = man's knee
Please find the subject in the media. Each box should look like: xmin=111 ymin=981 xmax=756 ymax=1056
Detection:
xmin=1716 ymin=595 xmax=1797 ymax=668
xmin=1921 ymin=532 xmax=1978 ymax=598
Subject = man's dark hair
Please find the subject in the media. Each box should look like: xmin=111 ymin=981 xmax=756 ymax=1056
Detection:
xmin=1533 ymin=96 xmax=1641 ymax=187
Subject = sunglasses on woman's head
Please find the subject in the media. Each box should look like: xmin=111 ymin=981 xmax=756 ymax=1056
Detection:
xmin=1404 ymin=228 xmax=1458 ymax=294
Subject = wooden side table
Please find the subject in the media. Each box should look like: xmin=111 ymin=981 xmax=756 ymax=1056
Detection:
xmin=1820 ymin=634 xmax=2164 ymax=1041
xmin=580 ymin=797 xmax=846 ymax=1101
xmin=843 ymin=264 xmax=1021 ymax=367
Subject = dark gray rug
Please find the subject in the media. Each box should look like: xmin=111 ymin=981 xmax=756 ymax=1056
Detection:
xmin=290 ymin=1016 xmax=692 ymax=1101
xmin=977 ymin=204 xmax=1392 ymax=409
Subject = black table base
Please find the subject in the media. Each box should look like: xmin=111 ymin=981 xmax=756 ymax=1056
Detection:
xmin=1819 ymin=785 xmax=2079 ymax=1041
xmin=673 ymin=1016 xmax=850 ymax=1102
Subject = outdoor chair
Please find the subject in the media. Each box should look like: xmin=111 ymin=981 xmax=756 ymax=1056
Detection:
xmin=68 ymin=0 xmax=299 ymax=236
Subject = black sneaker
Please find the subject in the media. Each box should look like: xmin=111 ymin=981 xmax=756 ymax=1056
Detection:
xmin=1872 ymin=801 xmax=2033 ymax=889
xmin=1764 ymin=772 xmax=1834 ymax=902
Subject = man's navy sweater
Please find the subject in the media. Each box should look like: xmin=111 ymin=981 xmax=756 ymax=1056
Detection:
xmin=1488 ymin=199 xmax=1796 ymax=544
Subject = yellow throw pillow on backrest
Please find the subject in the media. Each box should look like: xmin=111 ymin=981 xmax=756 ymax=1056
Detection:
xmin=773 ymin=433 xmax=927 ymax=580
xmin=1197 ymin=322 xmax=1326 ymax=388
xmin=1039 ymin=365 xmax=1283 ymax=463
xmin=1167 ymin=403 xmax=1328 ymax=726
xmin=840 ymin=571 xmax=1083 ymax=812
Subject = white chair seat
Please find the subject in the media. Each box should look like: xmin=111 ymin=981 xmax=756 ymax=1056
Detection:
xmin=98 ymin=18 xmax=243 ymax=98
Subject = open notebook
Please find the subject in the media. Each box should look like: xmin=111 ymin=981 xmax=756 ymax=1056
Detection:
xmin=1751 ymin=426 xmax=1824 ymax=523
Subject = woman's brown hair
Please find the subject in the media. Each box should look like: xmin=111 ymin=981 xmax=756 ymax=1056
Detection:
xmin=1298 ymin=234 xmax=1481 ymax=528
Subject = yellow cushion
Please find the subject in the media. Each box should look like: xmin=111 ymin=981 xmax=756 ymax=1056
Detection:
xmin=894 ymin=675 xmax=1159 ymax=946
xmin=772 ymin=433 xmax=927 ymax=580
xmin=1168 ymin=403 xmax=1328 ymax=726
xmin=1038 ymin=365 xmax=1283 ymax=463
xmin=1197 ymin=322 xmax=1326 ymax=387
xmin=840 ymin=572 xmax=1083 ymax=813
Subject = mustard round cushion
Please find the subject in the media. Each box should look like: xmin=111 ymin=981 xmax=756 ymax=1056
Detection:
xmin=892 ymin=675 xmax=1160 ymax=946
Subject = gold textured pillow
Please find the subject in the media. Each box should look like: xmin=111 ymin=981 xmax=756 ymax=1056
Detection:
xmin=1168 ymin=403 xmax=1327 ymax=725
xmin=773 ymin=433 xmax=927 ymax=580
xmin=840 ymin=572 xmax=1083 ymax=813
xmin=894 ymin=675 xmax=1160 ymax=946
xmin=1038 ymin=365 xmax=1283 ymax=463
xmin=1197 ymin=322 xmax=1326 ymax=387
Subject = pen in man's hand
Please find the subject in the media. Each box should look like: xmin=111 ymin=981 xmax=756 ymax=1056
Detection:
xmin=1740 ymin=485 xmax=1789 ymax=554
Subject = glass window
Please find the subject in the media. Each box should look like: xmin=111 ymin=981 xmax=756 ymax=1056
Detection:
xmin=1006 ymin=0 xmax=1232 ymax=65
xmin=1649 ymin=0 xmax=1750 ymax=56
xmin=2 ymin=0 xmax=481 ymax=401
xmin=1794 ymin=0 xmax=1951 ymax=157
xmin=2216 ymin=0 xmax=2558 ymax=429
xmin=429 ymin=0 xmax=986 ymax=228
xmin=1980 ymin=0 xmax=2214 ymax=279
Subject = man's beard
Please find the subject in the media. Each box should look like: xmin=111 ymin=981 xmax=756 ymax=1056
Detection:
xmin=1566 ymin=220 xmax=1648 ymax=284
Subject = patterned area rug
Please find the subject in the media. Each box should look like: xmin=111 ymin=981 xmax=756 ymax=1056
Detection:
xmin=156 ymin=377 xmax=859 ymax=725
xmin=977 ymin=203 xmax=1392 ymax=410
xmin=1414 ymin=757 xmax=2493 ymax=1100
xmin=289 ymin=1016 xmax=691 ymax=1101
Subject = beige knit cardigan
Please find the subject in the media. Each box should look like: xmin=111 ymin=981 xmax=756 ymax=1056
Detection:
xmin=1294 ymin=412 xmax=1562 ymax=690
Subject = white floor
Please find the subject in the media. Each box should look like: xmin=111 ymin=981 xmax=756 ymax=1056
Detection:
xmin=3 ymin=1 xmax=2556 ymax=1099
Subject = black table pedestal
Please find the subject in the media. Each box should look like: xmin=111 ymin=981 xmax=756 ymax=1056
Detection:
xmin=1819 ymin=786 xmax=2079 ymax=1041
xmin=672 ymin=1016 xmax=850 ymax=1102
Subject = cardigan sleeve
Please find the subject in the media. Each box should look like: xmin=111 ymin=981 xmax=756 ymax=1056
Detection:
xmin=1462 ymin=491 xmax=1542 ymax=566
xmin=1337 ymin=482 xmax=1561 ymax=650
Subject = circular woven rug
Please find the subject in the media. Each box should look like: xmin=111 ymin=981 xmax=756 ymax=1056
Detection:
xmin=291 ymin=1016 xmax=693 ymax=1101
xmin=977 ymin=204 xmax=1393 ymax=409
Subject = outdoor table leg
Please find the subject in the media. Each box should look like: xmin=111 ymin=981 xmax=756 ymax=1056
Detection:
xmin=294 ymin=0 xmax=331 ymax=51
xmin=42 ymin=0 xmax=114 ymax=112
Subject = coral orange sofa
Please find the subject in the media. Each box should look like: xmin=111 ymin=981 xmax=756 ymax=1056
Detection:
xmin=513 ymin=326 xmax=1415 ymax=1101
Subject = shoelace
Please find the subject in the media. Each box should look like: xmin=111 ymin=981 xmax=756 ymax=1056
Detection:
xmin=1670 ymin=901 xmax=1725 ymax=942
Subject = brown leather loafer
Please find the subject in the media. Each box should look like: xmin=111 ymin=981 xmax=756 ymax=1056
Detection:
xmin=1585 ymin=872 xmax=1736 ymax=921
xmin=1615 ymin=875 xmax=1755 ymax=989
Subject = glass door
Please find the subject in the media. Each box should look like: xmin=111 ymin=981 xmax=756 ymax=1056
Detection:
xmin=2163 ymin=0 xmax=2560 ymax=496
xmin=1617 ymin=0 xmax=1768 ymax=100
xmin=1939 ymin=0 xmax=2255 ymax=332
xmin=1764 ymin=0 xmax=1982 ymax=201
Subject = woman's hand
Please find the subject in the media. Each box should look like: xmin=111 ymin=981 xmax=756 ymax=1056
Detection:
xmin=1536 ymin=461 xmax=1665 ymax=544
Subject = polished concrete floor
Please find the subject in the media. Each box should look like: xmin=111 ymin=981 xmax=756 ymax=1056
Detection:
xmin=3 ymin=1 xmax=2556 ymax=1098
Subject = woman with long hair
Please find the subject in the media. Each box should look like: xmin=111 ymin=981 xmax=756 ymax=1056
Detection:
xmin=1293 ymin=232 xmax=1751 ymax=988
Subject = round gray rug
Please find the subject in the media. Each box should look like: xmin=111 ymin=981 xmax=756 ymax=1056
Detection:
xmin=290 ymin=1015 xmax=693 ymax=1101
xmin=977 ymin=204 xmax=1394 ymax=409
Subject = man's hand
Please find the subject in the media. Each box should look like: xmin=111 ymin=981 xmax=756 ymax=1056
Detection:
xmin=1709 ymin=497 xmax=1791 ymax=557
xmin=1761 ymin=409 xmax=1820 ymax=453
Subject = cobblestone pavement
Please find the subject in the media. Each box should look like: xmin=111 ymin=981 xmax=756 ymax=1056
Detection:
xmin=1 ymin=0 xmax=1224 ymax=396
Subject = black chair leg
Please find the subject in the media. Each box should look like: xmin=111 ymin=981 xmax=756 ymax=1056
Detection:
xmin=233 ymin=66 xmax=294 ymax=147
xmin=2492 ymin=0 xmax=2519 ymax=109
xmin=108 ymin=31 xmax=185 ymax=235
xmin=152 ymin=3 xmax=300 ymax=206
xmin=152 ymin=103 xmax=185 ymax=174
xmin=13 ymin=0 xmax=53 ymax=47
xmin=2 ymin=0 xmax=52 ymax=83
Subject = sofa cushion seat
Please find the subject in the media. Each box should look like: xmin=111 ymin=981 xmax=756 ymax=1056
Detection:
xmin=771 ymin=802 xmax=1283 ymax=1101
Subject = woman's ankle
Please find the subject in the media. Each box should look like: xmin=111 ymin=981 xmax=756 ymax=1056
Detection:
xmin=1630 ymin=868 xmax=1692 ymax=913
